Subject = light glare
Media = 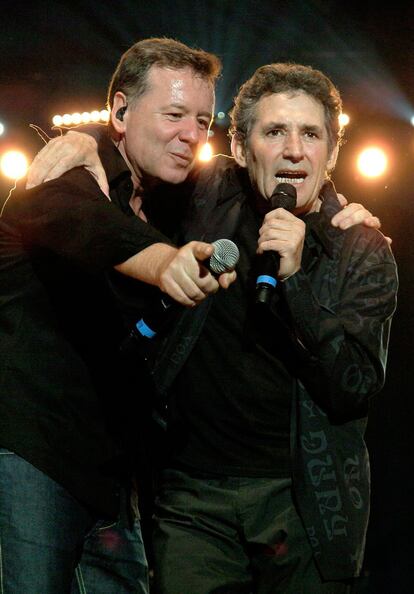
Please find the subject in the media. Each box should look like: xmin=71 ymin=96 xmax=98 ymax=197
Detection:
xmin=357 ymin=147 xmax=388 ymax=178
xmin=71 ymin=112 xmax=82 ymax=125
xmin=52 ymin=109 xmax=110 ymax=126
xmin=339 ymin=113 xmax=350 ymax=127
xmin=100 ymin=109 xmax=110 ymax=122
xmin=0 ymin=122 xmax=5 ymax=136
xmin=0 ymin=150 xmax=29 ymax=180
xmin=199 ymin=142 xmax=213 ymax=162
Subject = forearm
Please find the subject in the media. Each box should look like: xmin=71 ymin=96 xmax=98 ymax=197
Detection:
xmin=5 ymin=176 xmax=172 ymax=271
xmin=115 ymin=243 xmax=178 ymax=285
xmin=6 ymin=177 xmax=232 ymax=307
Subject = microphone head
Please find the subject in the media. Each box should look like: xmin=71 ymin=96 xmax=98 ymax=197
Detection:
xmin=271 ymin=182 xmax=297 ymax=211
xmin=209 ymin=239 xmax=240 ymax=274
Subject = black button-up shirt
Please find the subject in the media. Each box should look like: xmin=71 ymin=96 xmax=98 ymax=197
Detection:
xmin=0 ymin=129 xmax=171 ymax=517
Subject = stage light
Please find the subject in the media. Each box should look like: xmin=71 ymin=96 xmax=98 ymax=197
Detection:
xmin=0 ymin=150 xmax=29 ymax=180
xmin=0 ymin=122 xmax=5 ymax=136
xmin=51 ymin=109 xmax=110 ymax=127
xmin=339 ymin=113 xmax=350 ymax=128
xmin=199 ymin=142 xmax=213 ymax=162
xmin=217 ymin=112 xmax=225 ymax=120
xmin=411 ymin=116 xmax=414 ymax=126
xmin=71 ymin=112 xmax=82 ymax=125
xmin=357 ymin=147 xmax=388 ymax=178
xmin=52 ymin=115 xmax=63 ymax=126
xmin=100 ymin=109 xmax=110 ymax=122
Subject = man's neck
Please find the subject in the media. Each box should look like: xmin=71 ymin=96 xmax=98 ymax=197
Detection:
xmin=112 ymin=136 xmax=159 ymax=221
xmin=129 ymin=194 xmax=147 ymax=221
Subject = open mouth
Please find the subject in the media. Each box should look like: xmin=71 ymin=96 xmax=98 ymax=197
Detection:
xmin=275 ymin=171 xmax=307 ymax=184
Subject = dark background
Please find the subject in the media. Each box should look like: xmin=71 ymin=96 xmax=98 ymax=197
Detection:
xmin=1 ymin=2 xmax=413 ymax=591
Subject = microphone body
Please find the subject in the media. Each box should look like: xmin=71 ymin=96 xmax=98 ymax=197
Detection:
xmin=255 ymin=183 xmax=297 ymax=306
xmin=123 ymin=239 xmax=240 ymax=351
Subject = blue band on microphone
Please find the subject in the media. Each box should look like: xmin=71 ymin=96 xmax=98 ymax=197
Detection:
xmin=256 ymin=275 xmax=277 ymax=288
xmin=136 ymin=318 xmax=156 ymax=338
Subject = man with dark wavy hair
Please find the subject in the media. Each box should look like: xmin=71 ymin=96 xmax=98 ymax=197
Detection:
xmin=148 ymin=63 xmax=398 ymax=594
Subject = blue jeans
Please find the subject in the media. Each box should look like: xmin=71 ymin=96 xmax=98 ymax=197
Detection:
xmin=0 ymin=449 xmax=148 ymax=593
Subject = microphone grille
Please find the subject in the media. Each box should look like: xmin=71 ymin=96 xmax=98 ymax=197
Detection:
xmin=209 ymin=239 xmax=240 ymax=274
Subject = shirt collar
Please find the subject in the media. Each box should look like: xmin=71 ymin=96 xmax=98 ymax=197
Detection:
xmin=94 ymin=126 xmax=136 ymax=215
xmin=303 ymin=180 xmax=343 ymax=260
xmin=95 ymin=126 xmax=131 ymax=188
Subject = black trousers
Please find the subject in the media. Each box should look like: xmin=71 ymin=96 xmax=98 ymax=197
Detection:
xmin=152 ymin=469 xmax=356 ymax=594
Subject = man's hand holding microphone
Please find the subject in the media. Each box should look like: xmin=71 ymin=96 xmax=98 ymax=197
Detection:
xmin=255 ymin=183 xmax=303 ymax=306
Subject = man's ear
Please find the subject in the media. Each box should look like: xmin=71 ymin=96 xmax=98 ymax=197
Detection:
xmin=231 ymin=134 xmax=248 ymax=168
xmin=111 ymin=92 xmax=128 ymax=134
xmin=327 ymin=144 xmax=339 ymax=174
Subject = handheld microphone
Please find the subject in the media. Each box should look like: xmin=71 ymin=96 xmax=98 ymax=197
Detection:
xmin=255 ymin=183 xmax=297 ymax=306
xmin=124 ymin=239 xmax=240 ymax=349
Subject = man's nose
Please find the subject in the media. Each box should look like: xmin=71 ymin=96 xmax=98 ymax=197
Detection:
xmin=179 ymin=118 xmax=202 ymax=145
xmin=282 ymin=132 xmax=304 ymax=162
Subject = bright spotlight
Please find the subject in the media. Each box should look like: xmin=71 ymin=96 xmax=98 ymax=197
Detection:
xmin=198 ymin=142 xmax=213 ymax=162
xmin=0 ymin=150 xmax=29 ymax=180
xmin=357 ymin=147 xmax=388 ymax=178
xmin=71 ymin=112 xmax=82 ymax=125
xmin=339 ymin=113 xmax=350 ymax=128
xmin=100 ymin=109 xmax=110 ymax=122
xmin=217 ymin=112 xmax=225 ymax=120
xmin=0 ymin=122 xmax=5 ymax=136
xmin=52 ymin=109 xmax=109 ymax=127
xmin=410 ymin=115 xmax=414 ymax=127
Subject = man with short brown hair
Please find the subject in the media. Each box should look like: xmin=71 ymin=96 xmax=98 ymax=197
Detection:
xmin=0 ymin=37 xmax=232 ymax=594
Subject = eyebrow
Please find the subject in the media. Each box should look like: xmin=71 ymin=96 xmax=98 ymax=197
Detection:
xmin=263 ymin=121 xmax=324 ymax=134
xmin=303 ymin=124 xmax=324 ymax=134
xmin=166 ymin=101 xmax=212 ymax=119
xmin=265 ymin=121 xmax=322 ymax=130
